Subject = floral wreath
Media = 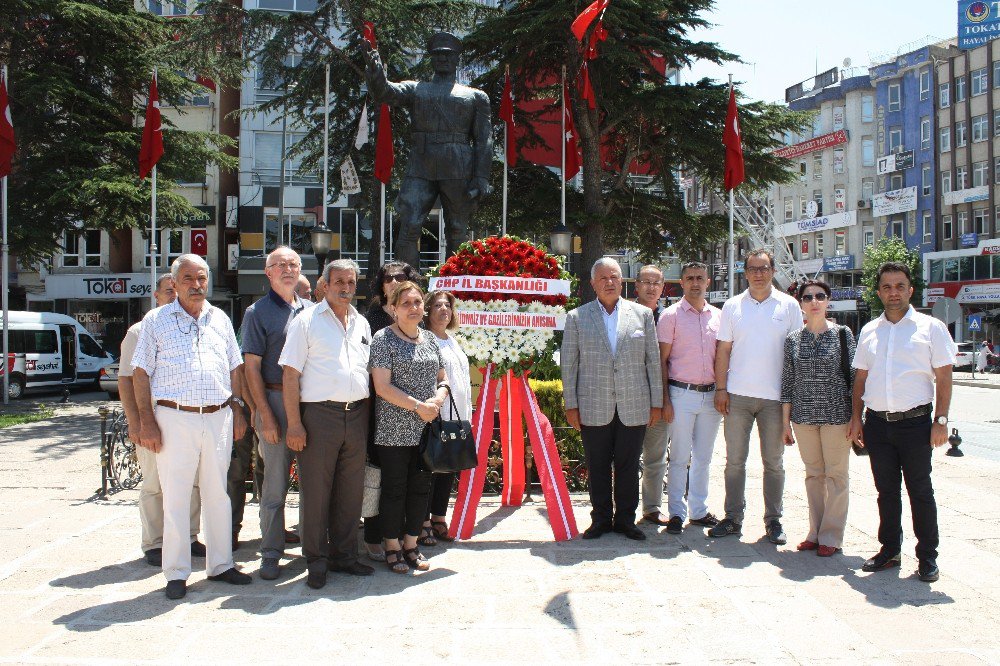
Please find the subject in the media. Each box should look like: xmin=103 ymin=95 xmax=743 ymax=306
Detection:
xmin=430 ymin=235 xmax=573 ymax=376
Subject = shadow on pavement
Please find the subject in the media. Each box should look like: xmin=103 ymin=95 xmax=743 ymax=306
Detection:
xmin=840 ymin=568 xmax=956 ymax=609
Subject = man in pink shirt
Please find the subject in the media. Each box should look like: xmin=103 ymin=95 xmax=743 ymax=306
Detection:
xmin=656 ymin=261 xmax=723 ymax=534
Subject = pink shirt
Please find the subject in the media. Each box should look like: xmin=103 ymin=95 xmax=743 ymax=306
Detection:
xmin=656 ymin=297 xmax=721 ymax=385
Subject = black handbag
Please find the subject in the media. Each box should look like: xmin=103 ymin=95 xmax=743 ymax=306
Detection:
xmin=418 ymin=391 xmax=477 ymax=473
xmin=838 ymin=326 xmax=867 ymax=457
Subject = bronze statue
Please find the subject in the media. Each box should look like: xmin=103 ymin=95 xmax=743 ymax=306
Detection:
xmin=364 ymin=32 xmax=493 ymax=268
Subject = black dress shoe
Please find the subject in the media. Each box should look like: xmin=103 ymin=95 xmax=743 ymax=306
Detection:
xmin=165 ymin=580 xmax=186 ymax=600
xmin=614 ymin=524 xmax=647 ymax=541
xmin=918 ymin=558 xmax=940 ymax=582
xmin=581 ymin=523 xmax=611 ymax=540
xmin=328 ymin=560 xmax=375 ymax=576
xmin=207 ymin=567 xmax=253 ymax=585
xmin=861 ymin=550 xmax=901 ymax=573
xmin=666 ymin=516 xmax=683 ymax=535
xmin=190 ymin=540 xmax=206 ymax=557
xmin=306 ymin=570 xmax=327 ymax=590
xmin=144 ymin=548 xmax=162 ymax=567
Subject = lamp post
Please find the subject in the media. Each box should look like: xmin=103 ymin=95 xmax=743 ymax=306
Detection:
xmin=549 ymin=222 xmax=572 ymax=271
xmin=311 ymin=224 xmax=334 ymax=274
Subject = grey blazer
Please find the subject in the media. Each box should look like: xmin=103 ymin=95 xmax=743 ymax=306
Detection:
xmin=561 ymin=299 xmax=663 ymax=427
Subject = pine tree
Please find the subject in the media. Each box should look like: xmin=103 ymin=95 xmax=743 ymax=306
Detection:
xmin=1 ymin=0 xmax=236 ymax=260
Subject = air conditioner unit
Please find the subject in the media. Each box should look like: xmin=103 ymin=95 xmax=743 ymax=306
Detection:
xmin=857 ymin=199 xmax=870 ymax=209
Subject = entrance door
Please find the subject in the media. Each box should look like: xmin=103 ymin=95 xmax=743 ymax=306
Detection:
xmin=58 ymin=325 xmax=77 ymax=382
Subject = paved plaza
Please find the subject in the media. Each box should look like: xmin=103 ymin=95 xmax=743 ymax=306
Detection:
xmin=2 ymin=390 xmax=1000 ymax=664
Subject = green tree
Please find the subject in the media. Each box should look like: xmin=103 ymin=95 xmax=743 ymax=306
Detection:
xmin=1 ymin=0 xmax=236 ymax=261
xmin=860 ymin=236 xmax=925 ymax=316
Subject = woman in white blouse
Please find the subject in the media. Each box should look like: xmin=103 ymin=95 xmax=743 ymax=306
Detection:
xmin=419 ymin=290 xmax=473 ymax=545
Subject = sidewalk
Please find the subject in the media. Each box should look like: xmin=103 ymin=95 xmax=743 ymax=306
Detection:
xmin=953 ymin=370 xmax=1000 ymax=390
xmin=2 ymin=404 xmax=1000 ymax=664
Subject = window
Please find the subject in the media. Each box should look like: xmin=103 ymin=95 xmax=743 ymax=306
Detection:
xmin=816 ymin=232 xmax=825 ymax=256
xmin=263 ymin=211 xmax=317 ymax=254
xmin=61 ymin=230 xmax=101 ymax=267
xmin=942 ymin=170 xmax=952 ymax=193
xmin=889 ymin=128 xmax=903 ymax=153
xmin=862 ymin=178 xmax=875 ymax=201
xmin=972 ymin=67 xmax=988 ymax=96
xmin=14 ymin=330 xmax=58 ymax=354
xmin=78 ymin=334 xmax=105 ymax=358
xmin=975 ymin=208 xmax=989 ymax=234
xmin=940 ymin=126 xmax=951 ymax=152
xmin=812 ymin=152 xmax=822 ymax=179
xmin=800 ymin=197 xmax=808 ymax=218
xmin=862 ymin=137 xmax=874 ymax=166
xmin=891 ymin=220 xmax=904 ymax=237
xmin=833 ymin=147 xmax=844 ymax=174
xmin=943 ymin=215 xmax=953 ymax=240
xmin=784 ymin=198 xmax=793 ymax=222
xmin=920 ymin=69 xmax=931 ymax=100
xmin=253 ymin=130 xmax=314 ymax=184
xmin=959 ymin=210 xmax=969 ymax=234
xmin=995 ymin=157 xmax=1000 ymax=184
xmin=835 ymin=230 xmax=846 ymax=256
xmin=995 ymin=61 xmax=1000 ymax=88
xmin=812 ymin=114 xmax=823 ymax=137
xmin=147 ymin=0 xmax=163 ymax=14
xmin=923 ymin=165 xmax=932 ymax=196
xmin=958 ymin=165 xmax=968 ymax=189
xmin=921 ymin=118 xmax=931 ymax=150
xmin=254 ymin=53 xmax=304 ymax=99
xmin=256 ymin=0 xmax=319 ymax=11
xmin=833 ymin=106 xmax=845 ymax=131
xmin=956 ymin=75 xmax=967 ymax=102
xmin=940 ymin=82 xmax=951 ymax=108
xmin=974 ymin=160 xmax=989 ymax=187
xmin=145 ymin=229 xmax=185 ymax=268
xmin=956 ymin=120 xmax=968 ymax=147
xmin=174 ymin=159 xmax=207 ymax=185
xmin=861 ymin=95 xmax=873 ymax=122
xmin=888 ymin=83 xmax=901 ymax=111
xmin=923 ymin=212 xmax=932 ymax=243
xmin=944 ymin=258 xmax=959 ymax=280
xmin=813 ymin=189 xmax=823 ymax=216
xmin=891 ymin=174 xmax=904 ymax=190
xmin=973 ymin=114 xmax=990 ymax=142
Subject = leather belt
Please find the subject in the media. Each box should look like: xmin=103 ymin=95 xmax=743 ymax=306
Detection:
xmin=156 ymin=399 xmax=229 ymax=414
xmin=668 ymin=379 xmax=716 ymax=393
xmin=264 ymin=383 xmax=283 ymax=391
xmin=866 ymin=404 xmax=932 ymax=422
xmin=321 ymin=399 xmax=366 ymax=411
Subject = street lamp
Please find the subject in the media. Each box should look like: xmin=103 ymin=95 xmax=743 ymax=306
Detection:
xmin=549 ymin=222 xmax=572 ymax=258
xmin=311 ymin=223 xmax=334 ymax=272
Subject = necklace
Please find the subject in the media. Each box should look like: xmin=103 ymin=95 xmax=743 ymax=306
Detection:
xmin=396 ymin=324 xmax=421 ymax=342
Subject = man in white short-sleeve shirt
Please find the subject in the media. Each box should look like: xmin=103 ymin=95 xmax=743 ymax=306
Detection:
xmin=849 ymin=261 xmax=955 ymax=583
xmin=709 ymin=249 xmax=801 ymax=545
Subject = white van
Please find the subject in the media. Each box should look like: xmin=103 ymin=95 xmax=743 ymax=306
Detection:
xmin=1 ymin=311 xmax=115 ymax=399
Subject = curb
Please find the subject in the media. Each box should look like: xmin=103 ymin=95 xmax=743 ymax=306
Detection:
xmin=954 ymin=379 xmax=1000 ymax=390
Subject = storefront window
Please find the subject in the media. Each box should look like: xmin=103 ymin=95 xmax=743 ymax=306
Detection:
xmin=944 ymin=258 xmax=959 ymax=281
xmin=975 ymin=255 xmax=992 ymax=280
xmin=929 ymin=259 xmax=943 ymax=283
xmin=993 ymin=255 xmax=1000 ymax=278
xmin=958 ymin=256 xmax=974 ymax=281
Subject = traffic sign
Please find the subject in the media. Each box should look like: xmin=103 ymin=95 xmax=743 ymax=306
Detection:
xmin=969 ymin=314 xmax=983 ymax=332
xmin=932 ymin=297 xmax=962 ymax=325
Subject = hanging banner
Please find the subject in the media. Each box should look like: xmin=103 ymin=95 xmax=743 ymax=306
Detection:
xmin=773 ymin=130 xmax=848 ymax=160
xmin=456 ymin=310 xmax=566 ymax=331
xmin=340 ymin=156 xmax=361 ymax=195
xmin=780 ymin=210 xmax=858 ymax=237
xmin=872 ymin=186 xmax=918 ymax=217
xmin=429 ymin=275 xmax=571 ymax=296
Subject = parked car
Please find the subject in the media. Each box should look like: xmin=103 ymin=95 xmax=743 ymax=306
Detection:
xmin=100 ymin=362 xmax=120 ymax=401
xmin=954 ymin=342 xmax=975 ymax=369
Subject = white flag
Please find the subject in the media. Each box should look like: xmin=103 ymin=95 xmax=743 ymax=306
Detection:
xmin=353 ymin=102 xmax=369 ymax=150
xmin=340 ymin=156 xmax=361 ymax=195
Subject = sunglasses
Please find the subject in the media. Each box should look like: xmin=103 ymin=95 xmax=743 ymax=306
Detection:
xmin=383 ymin=274 xmax=407 ymax=283
xmin=800 ymin=293 xmax=829 ymax=303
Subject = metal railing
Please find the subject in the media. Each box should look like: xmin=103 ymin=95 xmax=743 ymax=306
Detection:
xmin=715 ymin=190 xmax=808 ymax=289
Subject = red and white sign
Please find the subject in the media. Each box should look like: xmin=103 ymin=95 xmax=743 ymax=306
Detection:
xmin=457 ymin=310 xmax=566 ymax=331
xmin=927 ymin=280 xmax=1000 ymax=303
xmin=429 ymin=276 xmax=570 ymax=297
xmin=190 ymin=228 xmax=208 ymax=256
xmin=978 ymin=238 xmax=1000 ymax=255
xmin=773 ymin=130 xmax=848 ymax=160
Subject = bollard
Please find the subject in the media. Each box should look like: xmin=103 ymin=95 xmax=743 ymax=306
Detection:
xmin=98 ymin=405 xmax=110 ymax=496
xmin=946 ymin=427 xmax=964 ymax=457
xmin=523 ymin=443 xmax=534 ymax=503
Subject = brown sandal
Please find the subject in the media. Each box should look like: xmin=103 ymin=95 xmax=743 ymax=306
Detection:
xmin=431 ymin=520 xmax=455 ymax=542
xmin=417 ymin=525 xmax=437 ymax=547
xmin=402 ymin=546 xmax=429 ymax=571
xmin=385 ymin=549 xmax=409 ymax=574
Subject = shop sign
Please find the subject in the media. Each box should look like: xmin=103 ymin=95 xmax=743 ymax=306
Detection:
xmin=831 ymin=287 xmax=864 ymax=300
xmin=959 ymin=1 xmax=1000 ymax=49
xmin=872 ymin=187 xmax=917 ymax=217
xmin=780 ymin=210 xmax=858 ymax=237
xmin=708 ymin=290 xmax=729 ymax=302
xmin=795 ymin=258 xmax=824 ymax=274
xmin=140 ymin=205 xmax=215 ymax=227
xmin=823 ymin=255 xmax=856 ymax=272
xmin=42 ymin=272 xmax=213 ymax=300
xmin=957 ymin=282 xmax=1000 ymax=303
xmin=773 ymin=130 xmax=848 ymax=160
xmin=943 ymin=186 xmax=989 ymax=206
xmin=877 ymin=150 xmax=914 ymax=175
xmin=962 ymin=232 xmax=979 ymax=248
xmin=979 ymin=238 xmax=1000 ymax=254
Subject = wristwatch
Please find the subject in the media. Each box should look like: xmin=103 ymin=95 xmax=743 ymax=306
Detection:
xmin=230 ymin=397 xmax=246 ymax=409
xmin=935 ymin=415 xmax=948 ymax=426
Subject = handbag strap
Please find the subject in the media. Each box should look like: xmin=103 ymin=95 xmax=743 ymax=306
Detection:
xmin=443 ymin=384 xmax=462 ymax=421
xmin=838 ymin=325 xmax=852 ymax=388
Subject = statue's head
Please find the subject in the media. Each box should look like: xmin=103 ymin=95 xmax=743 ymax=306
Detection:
xmin=428 ymin=32 xmax=462 ymax=75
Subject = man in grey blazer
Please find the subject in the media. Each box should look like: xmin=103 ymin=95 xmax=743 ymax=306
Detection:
xmin=562 ymin=258 xmax=663 ymax=540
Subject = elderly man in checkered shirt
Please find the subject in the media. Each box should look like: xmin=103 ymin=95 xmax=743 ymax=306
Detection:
xmin=132 ymin=254 xmax=252 ymax=600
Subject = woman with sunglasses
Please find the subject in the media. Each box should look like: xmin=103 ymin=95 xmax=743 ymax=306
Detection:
xmin=779 ymin=279 xmax=856 ymax=557
xmin=362 ymin=261 xmax=423 ymax=562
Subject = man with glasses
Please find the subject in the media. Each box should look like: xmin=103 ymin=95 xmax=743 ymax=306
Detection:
xmin=240 ymin=247 xmax=308 ymax=581
xmin=562 ymin=258 xmax=662 ymax=541
xmin=710 ymin=250 xmax=801 ymax=545
xmin=633 ymin=265 xmax=671 ymax=526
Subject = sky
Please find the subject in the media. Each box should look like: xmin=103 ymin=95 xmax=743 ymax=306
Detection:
xmin=686 ymin=0 xmax=958 ymax=104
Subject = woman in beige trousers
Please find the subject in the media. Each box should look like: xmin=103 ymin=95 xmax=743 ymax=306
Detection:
xmin=779 ymin=280 xmax=856 ymax=557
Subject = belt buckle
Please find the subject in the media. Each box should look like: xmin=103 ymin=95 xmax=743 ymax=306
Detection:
xmin=886 ymin=411 xmax=901 ymax=422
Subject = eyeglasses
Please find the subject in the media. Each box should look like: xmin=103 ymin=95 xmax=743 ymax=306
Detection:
xmin=800 ymin=293 xmax=829 ymax=303
xmin=745 ymin=266 xmax=773 ymax=275
xmin=637 ymin=280 xmax=663 ymax=287
xmin=266 ymin=261 xmax=301 ymax=272
xmin=383 ymin=274 xmax=407 ymax=283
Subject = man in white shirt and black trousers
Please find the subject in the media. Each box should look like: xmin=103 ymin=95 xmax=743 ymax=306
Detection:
xmin=849 ymin=261 xmax=955 ymax=583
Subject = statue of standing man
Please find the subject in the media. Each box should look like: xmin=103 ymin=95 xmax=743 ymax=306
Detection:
xmin=364 ymin=32 xmax=493 ymax=269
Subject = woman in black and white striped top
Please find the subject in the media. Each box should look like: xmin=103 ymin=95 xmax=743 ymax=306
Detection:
xmin=779 ymin=279 xmax=855 ymax=558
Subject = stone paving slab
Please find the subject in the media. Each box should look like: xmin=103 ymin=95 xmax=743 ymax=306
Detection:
xmin=1 ymin=404 xmax=999 ymax=664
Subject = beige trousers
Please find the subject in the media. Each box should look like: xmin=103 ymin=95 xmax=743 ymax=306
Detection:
xmin=136 ymin=444 xmax=201 ymax=552
xmin=791 ymin=422 xmax=851 ymax=548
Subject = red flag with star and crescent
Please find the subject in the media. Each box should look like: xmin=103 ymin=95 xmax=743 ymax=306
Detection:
xmin=563 ymin=83 xmax=581 ymax=181
xmin=0 ymin=71 xmax=17 ymax=178
xmin=723 ymin=84 xmax=744 ymax=191
xmin=139 ymin=73 xmax=164 ymax=179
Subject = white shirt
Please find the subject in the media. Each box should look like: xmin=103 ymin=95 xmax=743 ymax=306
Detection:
xmin=434 ymin=334 xmax=473 ymax=421
xmin=117 ymin=322 xmax=141 ymax=378
xmin=853 ymin=307 xmax=956 ymax=413
xmin=600 ymin=299 xmax=620 ymax=356
xmin=278 ymin=300 xmax=371 ymax=403
xmin=131 ymin=299 xmax=243 ymax=406
xmin=717 ymin=288 xmax=802 ymax=401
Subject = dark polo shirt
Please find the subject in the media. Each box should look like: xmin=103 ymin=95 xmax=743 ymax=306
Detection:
xmin=241 ymin=289 xmax=307 ymax=384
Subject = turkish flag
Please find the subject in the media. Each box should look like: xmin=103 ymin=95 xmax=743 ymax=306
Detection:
xmin=0 ymin=71 xmax=16 ymax=178
xmin=579 ymin=62 xmax=596 ymax=110
xmin=362 ymin=21 xmax=377 ymax=48
xmin=139 ymin=73 xmax=164 ymax=179
xmin=190 ymin=228 xmax=208 ymax=256
xmin=563 ymin=83 xmax=581 ymax=181
xmin=571 ymin=0 xmax=610 ymax=42
xmin=723 ymin=85 xmax=744 ymax=191
xmin=500 ymin=71 xmax=517 ymax=167
xmin=375 ymin=103 xmax=394 ymax=184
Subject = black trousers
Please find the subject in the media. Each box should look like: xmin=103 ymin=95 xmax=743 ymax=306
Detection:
xmin=377 ymin=445 xmax=433 ymax=539
xmin=863 ymin=410 xmax=939 ymax=561
xmin=581 ymin=410 xmax=647 ymax=528
xmin=227 ymin=406 xmax=262 ymax=534
xmin=427 ymin=472 xmax=455 ymax=518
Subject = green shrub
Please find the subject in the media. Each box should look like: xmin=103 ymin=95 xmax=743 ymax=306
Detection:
xmin=529 ymin=378 xmax=584 ymax=461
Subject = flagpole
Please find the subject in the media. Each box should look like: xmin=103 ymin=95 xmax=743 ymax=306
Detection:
xmin=150 ymin=69 xmax=158 ymax=309
xmin=379 ymin=183 xmax=386 ymax=266
xmin=322 ymin=62 xmax=330 ymax=270
xmin=502 ymin=65 xmax=509 ymax=237
xmin=727 ymin=74 xmax=735 ymax=298
xmin=1 ymin=64 xmax=8 ymax=405
xmin=561 ymin=65 xmax=566 ymax=233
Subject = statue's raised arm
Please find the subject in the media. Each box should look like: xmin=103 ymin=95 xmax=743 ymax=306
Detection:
xmin=363 ymin=41 xmax=416 ymax=108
